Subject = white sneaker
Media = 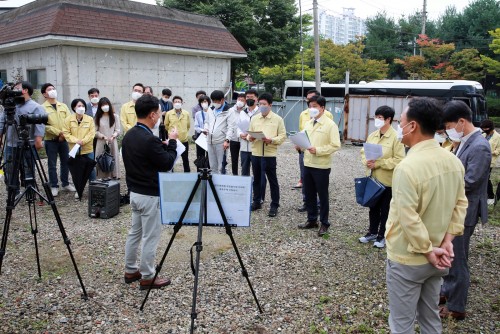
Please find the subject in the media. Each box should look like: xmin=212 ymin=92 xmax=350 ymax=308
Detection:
xmin=62 ymin=184 xmax=76 ymax=192
xmin=374 ymin=238 xmax=386 ymax=248
xmin=51 ymin=187 xmax=59 ymax=197
xmin=487 ymin=199 xmax=495 ymax=205
xmin=74 ymin=192 xmax=80 ymax=199
xmin=359 ymin=233 xmax=377 ymax=243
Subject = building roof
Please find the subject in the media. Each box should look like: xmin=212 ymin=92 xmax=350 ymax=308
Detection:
xmin=0 ymin=0 xmax=246 ymax=58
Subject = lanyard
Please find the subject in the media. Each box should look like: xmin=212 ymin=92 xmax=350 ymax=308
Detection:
xmin=135 ymin=123 xmax=151 ymax=134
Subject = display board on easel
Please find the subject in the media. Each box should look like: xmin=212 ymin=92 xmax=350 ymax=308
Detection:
xmin=159 ymin=173 xmax=252 ymax=227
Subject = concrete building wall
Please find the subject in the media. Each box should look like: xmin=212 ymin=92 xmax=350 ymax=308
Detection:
xmin=0 ymin=45 xmax=231 ymax=115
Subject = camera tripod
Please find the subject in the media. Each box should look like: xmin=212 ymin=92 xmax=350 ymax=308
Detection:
xmin=0 ymin=120 xmax=88 ymax=299
xmin=140 ymin=169 xmax=262 ymax=333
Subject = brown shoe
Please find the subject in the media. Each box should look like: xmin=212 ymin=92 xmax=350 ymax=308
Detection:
xmin=298 ymin=221 xmax=319 ymax=229
xmin=439 ymin=306 xmax=466 ymax=320
xmin=139 ymin=277 xmax=171 ymax=290
xmin=318 ymin=224 xmax=329 ymax=237
xmin=124 ymin=271 xmax=141 ymax=284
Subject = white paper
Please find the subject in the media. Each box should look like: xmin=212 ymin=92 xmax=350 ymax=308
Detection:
xmin=195 ymin=133 xmax=208 ymax=151
xmin=159 ymin=173 xmax=252 ymax=227
xmin=289 ymin=131 xmax=311 ymax=149
xmin=68 ymin=143 xmax=80 ymax=158
xmin=363 ymin=143 xmax=383 ymax=161
xmin=171 ymin=139 xmax=186 ymax=171
xmin=247 ymin=131 xmax=266 ymax=140
xmin=238 ymin=119 xmax=250 ymax=133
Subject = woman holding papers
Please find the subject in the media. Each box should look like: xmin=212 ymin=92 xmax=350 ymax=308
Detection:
xmin=62 ymin=98 xmax=97 ymax=198
xmin=359 ymin=106 xmax=405 ymax=248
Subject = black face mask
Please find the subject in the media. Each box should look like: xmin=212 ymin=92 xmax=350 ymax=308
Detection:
xmin=246 ymin=99 xmax=255 ymax=107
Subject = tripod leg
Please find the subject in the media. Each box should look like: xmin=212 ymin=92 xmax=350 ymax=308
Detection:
xmin=140 ymin=176 xmax=203 ymax=311
xmin=27 ymin=197 xmax=42 ymax=278
xmin=190 ymin=177 xmax=207 ymax=334
xmin=207 ymin=178 xmax=263 ymax=313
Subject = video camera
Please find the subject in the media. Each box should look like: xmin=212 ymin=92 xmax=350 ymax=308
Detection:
xmin=0 ymin=83 xmax=48 ymax=125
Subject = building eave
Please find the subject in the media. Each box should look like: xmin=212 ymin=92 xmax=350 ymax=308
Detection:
xmin=0 ymin=35 xmax=247 ymax=59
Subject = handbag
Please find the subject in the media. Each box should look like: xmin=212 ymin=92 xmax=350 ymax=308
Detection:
xmin=96 ymin=143 xmax=115 ymax=173
xmin=354 ymin=174 xmax=386 ymax=208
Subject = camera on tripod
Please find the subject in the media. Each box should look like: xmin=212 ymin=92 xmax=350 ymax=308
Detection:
xmin=0 ymin=83 xmax=48 ymax=125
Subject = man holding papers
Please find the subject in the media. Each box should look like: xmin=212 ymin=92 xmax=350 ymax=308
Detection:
xmin=248 ymin=92 xmax=286 ymax=217
xmin=296 ymin=95 xmax=341 ymax=236
xmin=359 ymin=106 xmax=405 ymax=248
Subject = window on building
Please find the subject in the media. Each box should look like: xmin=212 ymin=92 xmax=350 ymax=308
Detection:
xmin=0 ymin=70 xmax=6 ymax=86
xmin=27 ymin=69 xmax=46 ymax=89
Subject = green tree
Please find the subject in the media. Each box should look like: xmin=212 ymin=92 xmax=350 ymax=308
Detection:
xmin=449 ymin=48 xmax=485 ymax=81
xmin=160 ymin=0 xmax=307 ymax=78
xmin=481 ymin=28 xmax=500 ymax=78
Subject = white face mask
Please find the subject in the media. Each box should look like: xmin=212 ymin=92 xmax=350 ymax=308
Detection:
xmin=90 ymin=97 xmax=99 ymax=104
xmin=396 ymin=122 xmax=412 ymax=141
xmin=309 ymin=108 xmax=320 ymax=119
xmin=161 ymin=97 xmax=169 ymax=103
xmin=201 ymin=102 xmax=209 ymax=110
xmin=236 ymin=100 xmax=245 ymax=108
xmin=102 ymin=105 xmax=110 ymax=113
xmin=131 ymin=91 xmax=142 ymax=101
xmin=434 ymin=133 xmax=446 ymax=143
xmin=446 ymin=123 xmax=464 ymax=142
xmin=374 ymin=118 xmax=385 ymax=129
xmin=174 ymin=102 xmax=182 ymax=110
xmin=213 ymin=102 xmax=222 ymax=110
xmin=47 ymin=90 xmax=57 ymax=99
xmin=153 ymin=115 xmax=161 ymax=129
xmin=75 ymin=106 xmax=85 ymax=115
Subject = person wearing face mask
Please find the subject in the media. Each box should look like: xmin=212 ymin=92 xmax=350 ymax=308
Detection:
xmin=435 ymin=124 xmax=454 ymax=152
xmin=159 ymin=88 xmax=174 ymax=116
xmin=238 ymin=89 xmax=261 ymax=177
xmin=384 ymin=97 xmax=467 ymax=334
xmin=164 ymin=95 xmax=191 ymax=172
xmin=296 ymin=96 xmax=340 ymax=236
xmin=480 ymin=119 xmax=500 ymax=204
xmin=121 ymin=83 xmax=144 ymax=134
xmin=63 ymin=99 xmax=97 ymax=198
xmin=203 ymin=90 xmax=233 ymax=174
xmin=227 ymin=93 xmax=246 ymax=175
xmin=41 ymin=83 xmax=76 ymax=197
xmin=86 ymin=88 xmax=100 ymax=117
xmin=94 ymin=97 xmax=121 ymax=179
xmin=247 ymin=92 xmax=286 ymax=217
xmin=296 ymin=90 xmax=334 ymax=212
xmin=193 ymin=95 xmax=211 ymax=171
xmin=440 ymin=100 xmax=491 ymax=321
xmin=358 ymin=106 xmax=405 ymax=248
xmin=191 ymin=90 xmax=207 ymax=121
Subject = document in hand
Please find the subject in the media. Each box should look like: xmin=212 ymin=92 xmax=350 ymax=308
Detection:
xmin=363 ymin=143 xmax=383 ymax=161
xmin=171 ymin=139 xmax=186 ymax=171
xmin=289 ymin=131 xmax=311 ymax=149
xmin=68 ymin=143 xmax=81 ymax=158
xmin=195 ymin=133 xmax=208 ymax=151
xmin=247 ymin=131 xmax=267 ymax=140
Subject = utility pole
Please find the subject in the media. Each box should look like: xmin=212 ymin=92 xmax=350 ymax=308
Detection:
xmin=313 ymin=0 xmax=321 ymax=93
xmin=420 ymin=0 xmax=427 ymax=56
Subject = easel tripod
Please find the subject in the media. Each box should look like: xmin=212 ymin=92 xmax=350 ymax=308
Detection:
xmin=140 ymin=169 xmax=262 ymax=333
xmin=0 ymin=117 xmax=88 ymax=299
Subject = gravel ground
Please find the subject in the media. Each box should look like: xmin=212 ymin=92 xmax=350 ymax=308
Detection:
xmin=0 ymin=141 xmax=498 ymax=333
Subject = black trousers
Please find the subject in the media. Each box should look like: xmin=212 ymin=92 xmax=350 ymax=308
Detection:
xmin=487 ymin=168 xmax=494 ymax=199
xmin=230 ymin=140 xmax=240 ymax=175
xmin=251 ymin=156 xmax=279 ymax=209
xmin=368 ymin=186 xmax=392 ymax=238
xmin=181 ymin=141 xmax=190 ymax=172
xmin=304 ymin=166 xmax=330 ymax=226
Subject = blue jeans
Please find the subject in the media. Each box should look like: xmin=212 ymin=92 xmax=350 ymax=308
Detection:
xmin=44 ymin=140 xmax=70 ymax=188
xmin=251 ymin=156 xmax=279 ymax=208
xmin=240 ymin=151 xmax=252 ymax=176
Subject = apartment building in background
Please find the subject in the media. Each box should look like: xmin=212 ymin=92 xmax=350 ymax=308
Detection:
xmin=319 ymin=8 xmax=366 ymax=45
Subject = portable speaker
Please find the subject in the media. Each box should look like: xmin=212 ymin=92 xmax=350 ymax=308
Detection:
xmin=88 ymin=180 xmax=120 ymax=219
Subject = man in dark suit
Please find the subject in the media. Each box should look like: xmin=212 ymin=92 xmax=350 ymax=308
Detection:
xmin=86 ymin=88 xmax=100 ymax=117
xmin=440 ymin=100 xmax=491 ymax=320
